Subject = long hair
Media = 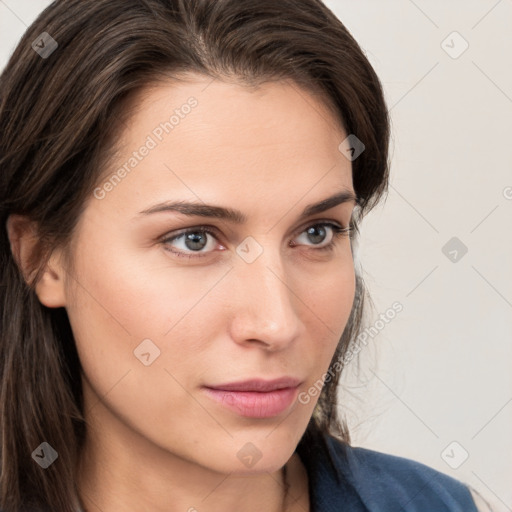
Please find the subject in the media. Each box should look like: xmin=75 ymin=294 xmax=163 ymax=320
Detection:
xmin=0 ymin=0 xmax=390 ymax=510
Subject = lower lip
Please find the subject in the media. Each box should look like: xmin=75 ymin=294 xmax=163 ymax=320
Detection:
xmin=202 ymin=386 xmax=300 ymax=418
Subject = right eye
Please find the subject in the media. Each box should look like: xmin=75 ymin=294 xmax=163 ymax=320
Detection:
xmin=161 ymin=227 xmax=224 ymax=259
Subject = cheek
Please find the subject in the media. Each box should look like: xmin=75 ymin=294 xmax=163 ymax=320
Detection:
xmin=298 ymin=252 xmax=356 ymax=331
xmin=64 ymin=246 xmax=232 ymax=446
xmin=297 ymin=256 xmax=356 ymax=373
xmin=64 ymin=240 xmax=232 ymax=375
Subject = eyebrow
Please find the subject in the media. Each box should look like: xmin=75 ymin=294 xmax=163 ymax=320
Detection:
xmin=137 ymin=189 xmax=357 ymax=223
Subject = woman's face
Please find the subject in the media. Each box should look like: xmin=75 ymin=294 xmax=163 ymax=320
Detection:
xmin=55 ymin=74 xmax=356 ymax=475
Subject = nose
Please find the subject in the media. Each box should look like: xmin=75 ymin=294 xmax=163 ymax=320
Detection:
xmin=228 ymin=245 xmax=304 ymax=351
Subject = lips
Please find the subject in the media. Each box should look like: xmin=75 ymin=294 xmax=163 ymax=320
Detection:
xmin=202 ymin=377 xmax=302 ymax=418
xmin=206 ymin=377 xmax=302 ymax=392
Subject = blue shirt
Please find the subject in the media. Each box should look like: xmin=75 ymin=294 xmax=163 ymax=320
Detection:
xmin=295 ymin=423 xmax=479 ymax=511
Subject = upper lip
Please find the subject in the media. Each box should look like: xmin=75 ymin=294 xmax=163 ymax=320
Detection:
xmin=205 ymin=377 xmax=302 ymax=392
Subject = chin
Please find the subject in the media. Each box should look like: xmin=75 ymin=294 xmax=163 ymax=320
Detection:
xmin=199 ymin=427 xmax=301 ymax=475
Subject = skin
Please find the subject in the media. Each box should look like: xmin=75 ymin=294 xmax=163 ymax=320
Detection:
xmin=7 ymin=74 xmax=356 ymax=512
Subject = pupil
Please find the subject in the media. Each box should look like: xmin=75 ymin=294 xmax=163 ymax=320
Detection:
xmin=185 ymin=232 xmax=207 ymax=251
xmin=307 ymin=225 xmax=326 ymax=244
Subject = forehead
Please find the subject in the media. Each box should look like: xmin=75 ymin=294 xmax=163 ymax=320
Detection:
xmin=90 ymin=74 xmax=353 ymax=217
xmin=116 ymin=74 xmax=344 ymax=156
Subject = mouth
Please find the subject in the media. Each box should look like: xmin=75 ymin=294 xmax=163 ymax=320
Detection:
xmin=202 ymin=377 xmax=302 ymax=418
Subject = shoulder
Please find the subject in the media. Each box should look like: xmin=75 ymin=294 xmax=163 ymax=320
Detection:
xmin=296 ymin=424 xmax=482 ymax=512
xmin=325 ymin=434 xmax=480 ymax=511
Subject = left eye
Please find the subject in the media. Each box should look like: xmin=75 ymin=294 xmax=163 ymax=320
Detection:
xmin=293 ymin=223 xmax=338 ymax=248
xmin=162 ymin=222 xmax=350 ymax=259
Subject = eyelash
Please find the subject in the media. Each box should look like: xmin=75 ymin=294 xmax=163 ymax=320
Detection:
xmin=161 ymin=222 xmax=352 ymax=260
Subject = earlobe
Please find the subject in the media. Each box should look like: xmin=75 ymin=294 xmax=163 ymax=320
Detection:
xmin=34 ymin=257 xmax=67 ymax=308
xmin=5 ymin=214 xmax=67 ymax=308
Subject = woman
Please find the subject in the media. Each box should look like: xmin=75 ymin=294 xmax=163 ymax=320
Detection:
xmin=0 ymin=0 xmax=490 ymax=510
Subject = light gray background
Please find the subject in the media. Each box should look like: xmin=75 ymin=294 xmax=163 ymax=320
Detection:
xmin=1 ymin=1 xmax=511 ymax=510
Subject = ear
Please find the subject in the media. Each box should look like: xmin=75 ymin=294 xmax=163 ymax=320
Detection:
xmin=5 ymin=214 xmax=67 ymax=308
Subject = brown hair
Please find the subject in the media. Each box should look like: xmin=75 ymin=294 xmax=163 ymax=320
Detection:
xmin=0 ymin=0 xmax=390 ymax=510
